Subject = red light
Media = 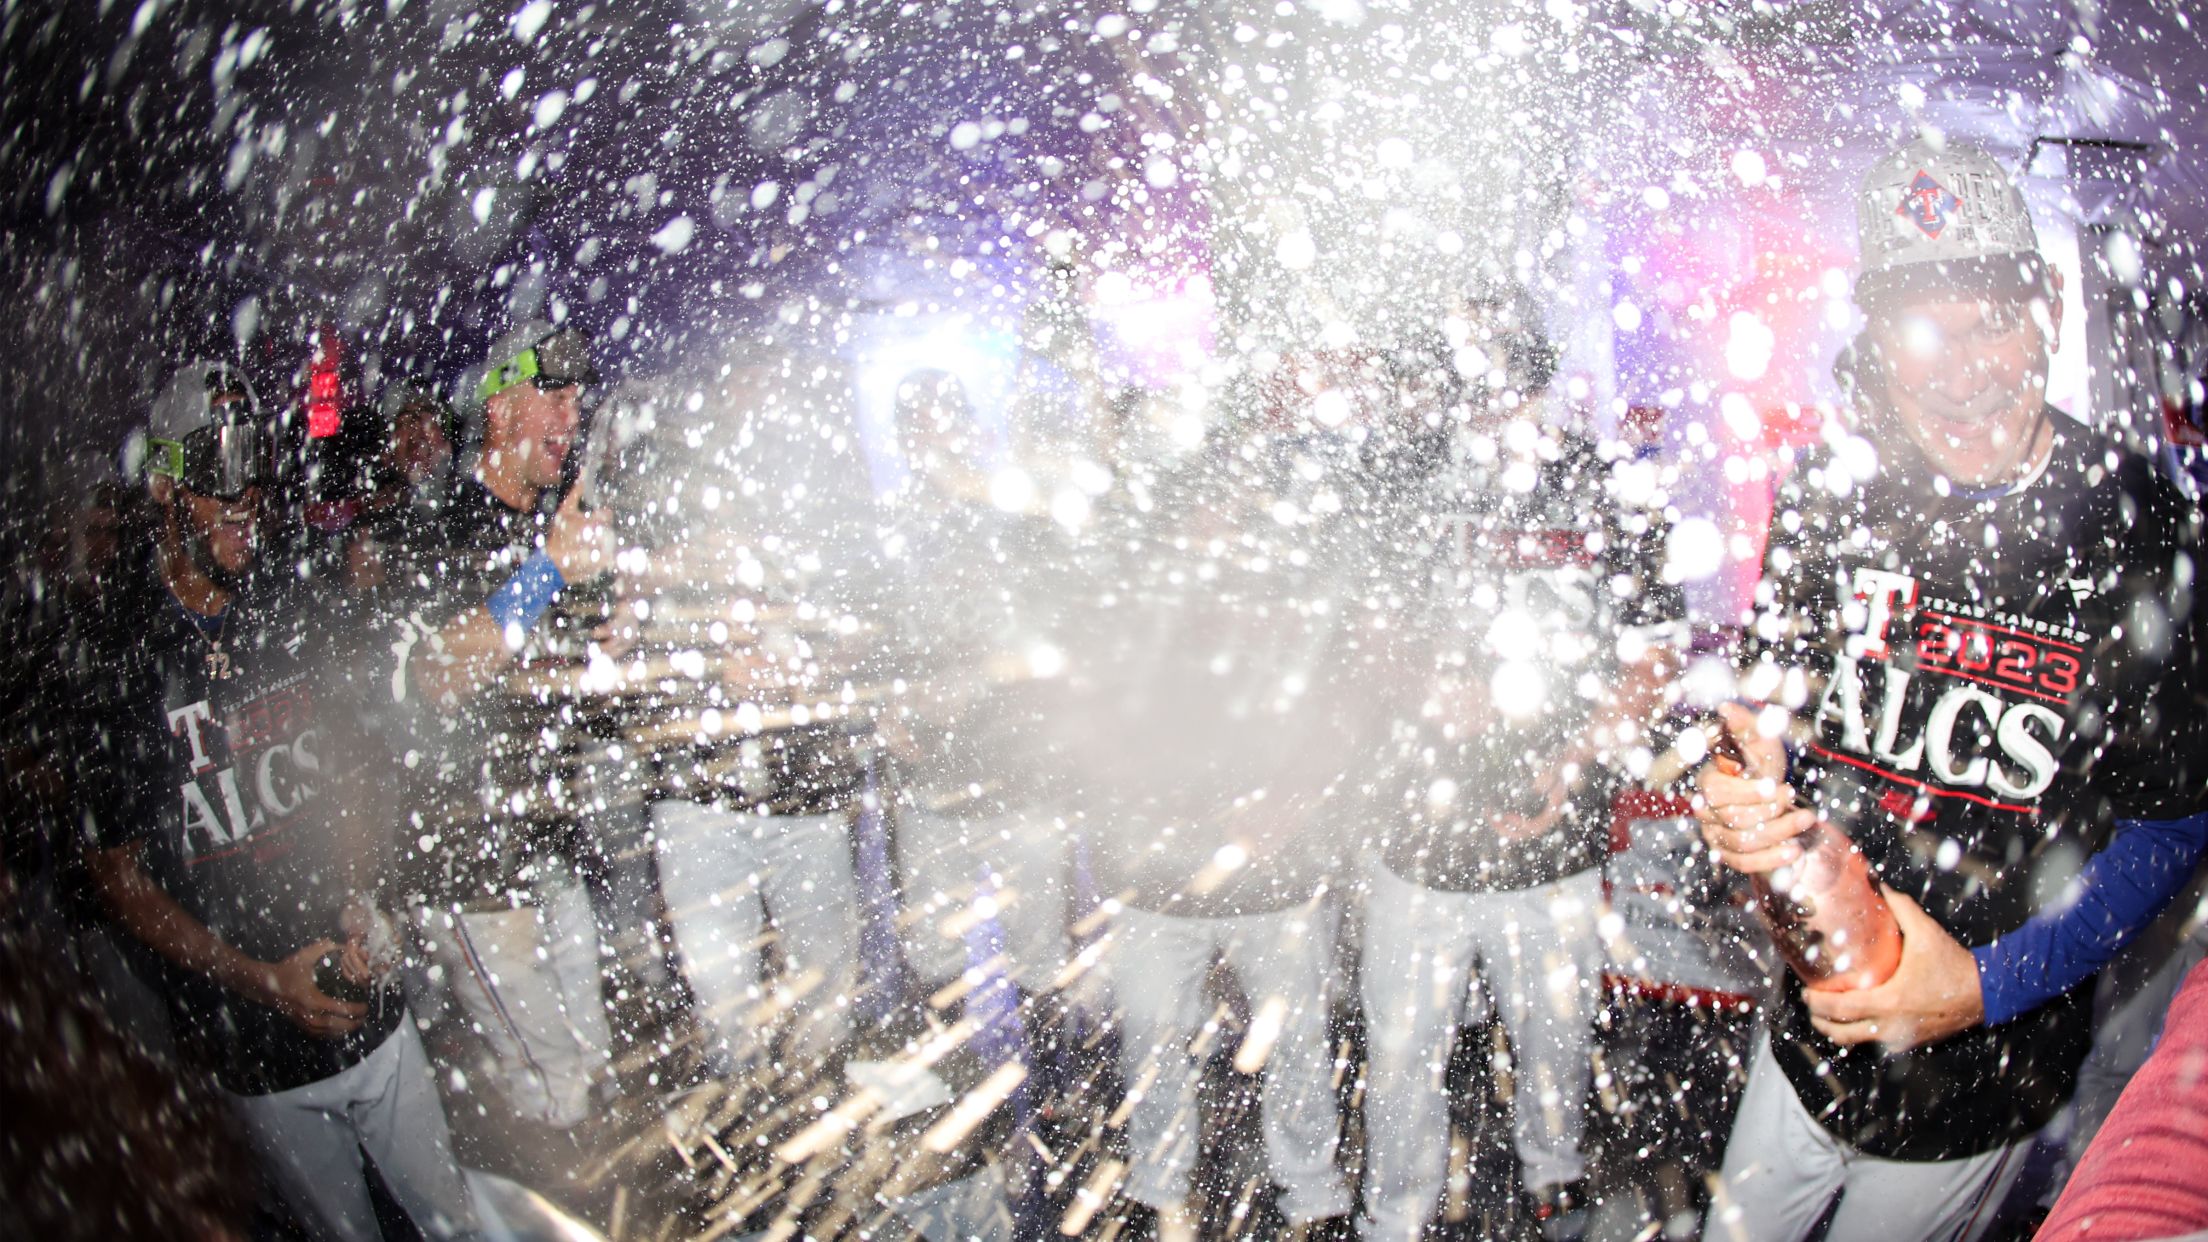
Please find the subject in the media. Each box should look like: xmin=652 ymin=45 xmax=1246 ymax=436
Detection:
xmin=306 ymin=324 xmax=344 ymax=439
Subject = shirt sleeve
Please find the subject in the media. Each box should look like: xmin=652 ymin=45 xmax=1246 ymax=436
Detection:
xmin=2035 ymin=956 xmax=2208 ymax=1240
xmin=72 ymin=638 xmax=166 ymax=852
xmin=1972 ymin=813 xmax=2208 ymax=1025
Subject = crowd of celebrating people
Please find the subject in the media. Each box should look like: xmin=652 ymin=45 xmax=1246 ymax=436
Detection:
xmin=3 ymin=136 xmax=2205 ymax=1242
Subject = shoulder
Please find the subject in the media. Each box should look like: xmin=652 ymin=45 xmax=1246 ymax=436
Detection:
xmin=2050 ymin=425 xmax=2198 ymax=551
xmin=89 ymin=560 xmax=183 ymax=661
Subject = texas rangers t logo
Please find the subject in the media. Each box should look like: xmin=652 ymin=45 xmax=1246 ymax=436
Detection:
xmin=1898 ymin=170 xmax=1961 ymax=238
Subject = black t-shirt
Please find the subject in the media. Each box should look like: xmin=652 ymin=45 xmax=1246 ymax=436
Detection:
xmin=82 ymin=564 xmax=403 ymax=1095
xmin=1744 ymin=421 xmax=2207 ymax=1160
xmin=1381 ymin=424 xmax=1685 ymax=892
xmin=386 ymin=476 xmax=608 ymax=909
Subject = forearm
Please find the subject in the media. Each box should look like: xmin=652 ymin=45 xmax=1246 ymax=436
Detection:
xmin=401 ymin=550 xmax=569 ymax=704
xmin=403 ymin=607 xmax=512 ymax=705
xmin=90 ymin=848 xmax=272 ymax=1003
xmin=1972 ymin=811 xmax=2208 ymax=1025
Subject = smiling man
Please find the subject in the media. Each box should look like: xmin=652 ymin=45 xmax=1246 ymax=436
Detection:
xmin=1696 ymin=140 xmax=2208 ymax=1241
xmin=82 ymin=361 xmax=475 ymax=1240
xmin=385 ymin=321 xmax=621 ymax=1134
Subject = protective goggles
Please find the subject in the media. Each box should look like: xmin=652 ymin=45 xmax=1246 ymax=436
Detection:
xmin=479 ymin=327 xmax=598 ymax=401
xmin=148 ymin=420 xmax=270 ymax=501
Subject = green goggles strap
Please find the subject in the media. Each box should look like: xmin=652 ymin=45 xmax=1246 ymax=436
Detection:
xmin=146 ymin=436 xmax=186 ymax=480
xmin=479 ymin=347 xmax=543 ymax=401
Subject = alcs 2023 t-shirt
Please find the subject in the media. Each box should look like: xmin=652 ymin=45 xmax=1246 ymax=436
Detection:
xmin=83 ymin=567 xmax=402 ymax=1094
xmin=1741 ymin=421 xmax=2206 ymax=1161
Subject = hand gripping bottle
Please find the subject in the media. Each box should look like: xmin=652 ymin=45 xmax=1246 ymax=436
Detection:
xmin=1708 ymin=718 xmax=1903 ymax=992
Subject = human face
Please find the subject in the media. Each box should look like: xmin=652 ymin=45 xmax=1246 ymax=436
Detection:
xmin=389 ymin=404 xmax=452 ymax=485
xmin=486 ymin=381 xmax=581 ymax=491
xmin=1863 ymin=288 xmax=2058 ymax=487
xmin=181 ymin=484 xmax=261 ymax=581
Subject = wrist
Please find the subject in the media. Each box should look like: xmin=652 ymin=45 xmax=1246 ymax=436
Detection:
xmin=213 ymin=947 xmax=279 ymax=1005
xmin=486 ymin=549 xmax=566 ymax=637
xmin=1969 ymin=942 xmax=2012 ymax=1026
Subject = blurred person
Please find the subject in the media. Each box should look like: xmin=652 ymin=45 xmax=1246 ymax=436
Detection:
xmin=298 ymin=388 xmax=453 ymax=564
xmin=50 ymin=472 xmax=140 ymax=597
xmin=559 ymin=380 xmax=677 ymax=1006
xmin=312 ymin=388 xmax=453 ymax=528
xmin=4 ymin=476 xmax=137 ymax=927
xmin=300 ymin=403 xmax=399 ymax=597
xmin=645 ymin=699 xmax=866 ymax=1069
xmin=2034 ymin=956 xmax=2208 ymax=1240
xmin=381 ymin=381 xmax=456 ymax=512
xmin=1698 ymin=139 xmax=2208 ymax=1242
xmin=80 ymin=360 xmax=477 ymax=1240
xmin=587 ymin=373 xmax=866 ymax=1070
xmin=882 ymin=369 xmax=1080 ymax=1003
xmin=1358 ymin=316 xmax=1685 ymax=1241
xmin=2 ymin=469 xmax=181 ymax=1060
xmin=1068 ymin=451 xmax=1377 ymax=1239
xmin=385 ymin=321 xmax=621 ymax=1133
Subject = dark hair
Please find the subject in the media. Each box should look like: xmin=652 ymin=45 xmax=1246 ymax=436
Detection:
xmin=312 ymin=404 xmax=394 ymax=502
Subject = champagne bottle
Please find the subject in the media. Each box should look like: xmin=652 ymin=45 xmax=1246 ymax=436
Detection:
xmin=1708 ymin=718 xmax=1903 ymax=992
xmin=314 ymin=948 xmax=372 ymax=1007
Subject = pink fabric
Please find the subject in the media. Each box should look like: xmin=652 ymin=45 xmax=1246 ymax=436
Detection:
xmin=2039 ymin=957 xmax=2208 ymax=1241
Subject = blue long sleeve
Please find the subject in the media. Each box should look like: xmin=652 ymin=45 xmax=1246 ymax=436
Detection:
xmin=1972 ymin=812 xmax=2208 ymax=1026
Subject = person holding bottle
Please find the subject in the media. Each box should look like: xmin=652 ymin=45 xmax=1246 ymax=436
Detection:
xmin=1697 ymin=139 xmax=2208 ymax=1242
xmin=82 ymin=361 xmax=477 ymax=1239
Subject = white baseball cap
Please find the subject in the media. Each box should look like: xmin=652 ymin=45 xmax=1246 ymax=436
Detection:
xmin=1855 ymin=138 xmax=2047 ymax=307
xmin=125 ymin=361 xmax=269 ymax=497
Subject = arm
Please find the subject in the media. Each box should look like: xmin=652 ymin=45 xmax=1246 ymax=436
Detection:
xmin=87 ymin=841 xmax=364 ymax=1037
xmin=403 ymin=602 xmax=530 ymax=706
xmin=2036 ymin=956 xmax=2208 ymax=1240
xmin=1973 ymin=812 xmax=2208 ymax=1025
xmin=1496 ymin=643 xmax=1683 ymax=842
xmin=1590 ymin=637 xmax=1680 ymax=764
xmin=1803 ymin=798 xmax=2208 ymax=1052
xmin=403 ymin=484 xmax=611 ymax=705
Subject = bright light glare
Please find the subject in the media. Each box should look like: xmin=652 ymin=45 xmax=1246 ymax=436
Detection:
xmin=1487 ymin=608 xmax=1540 ymax=655
xmin=1492 ymin=661 xmax=1547 ymax=717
